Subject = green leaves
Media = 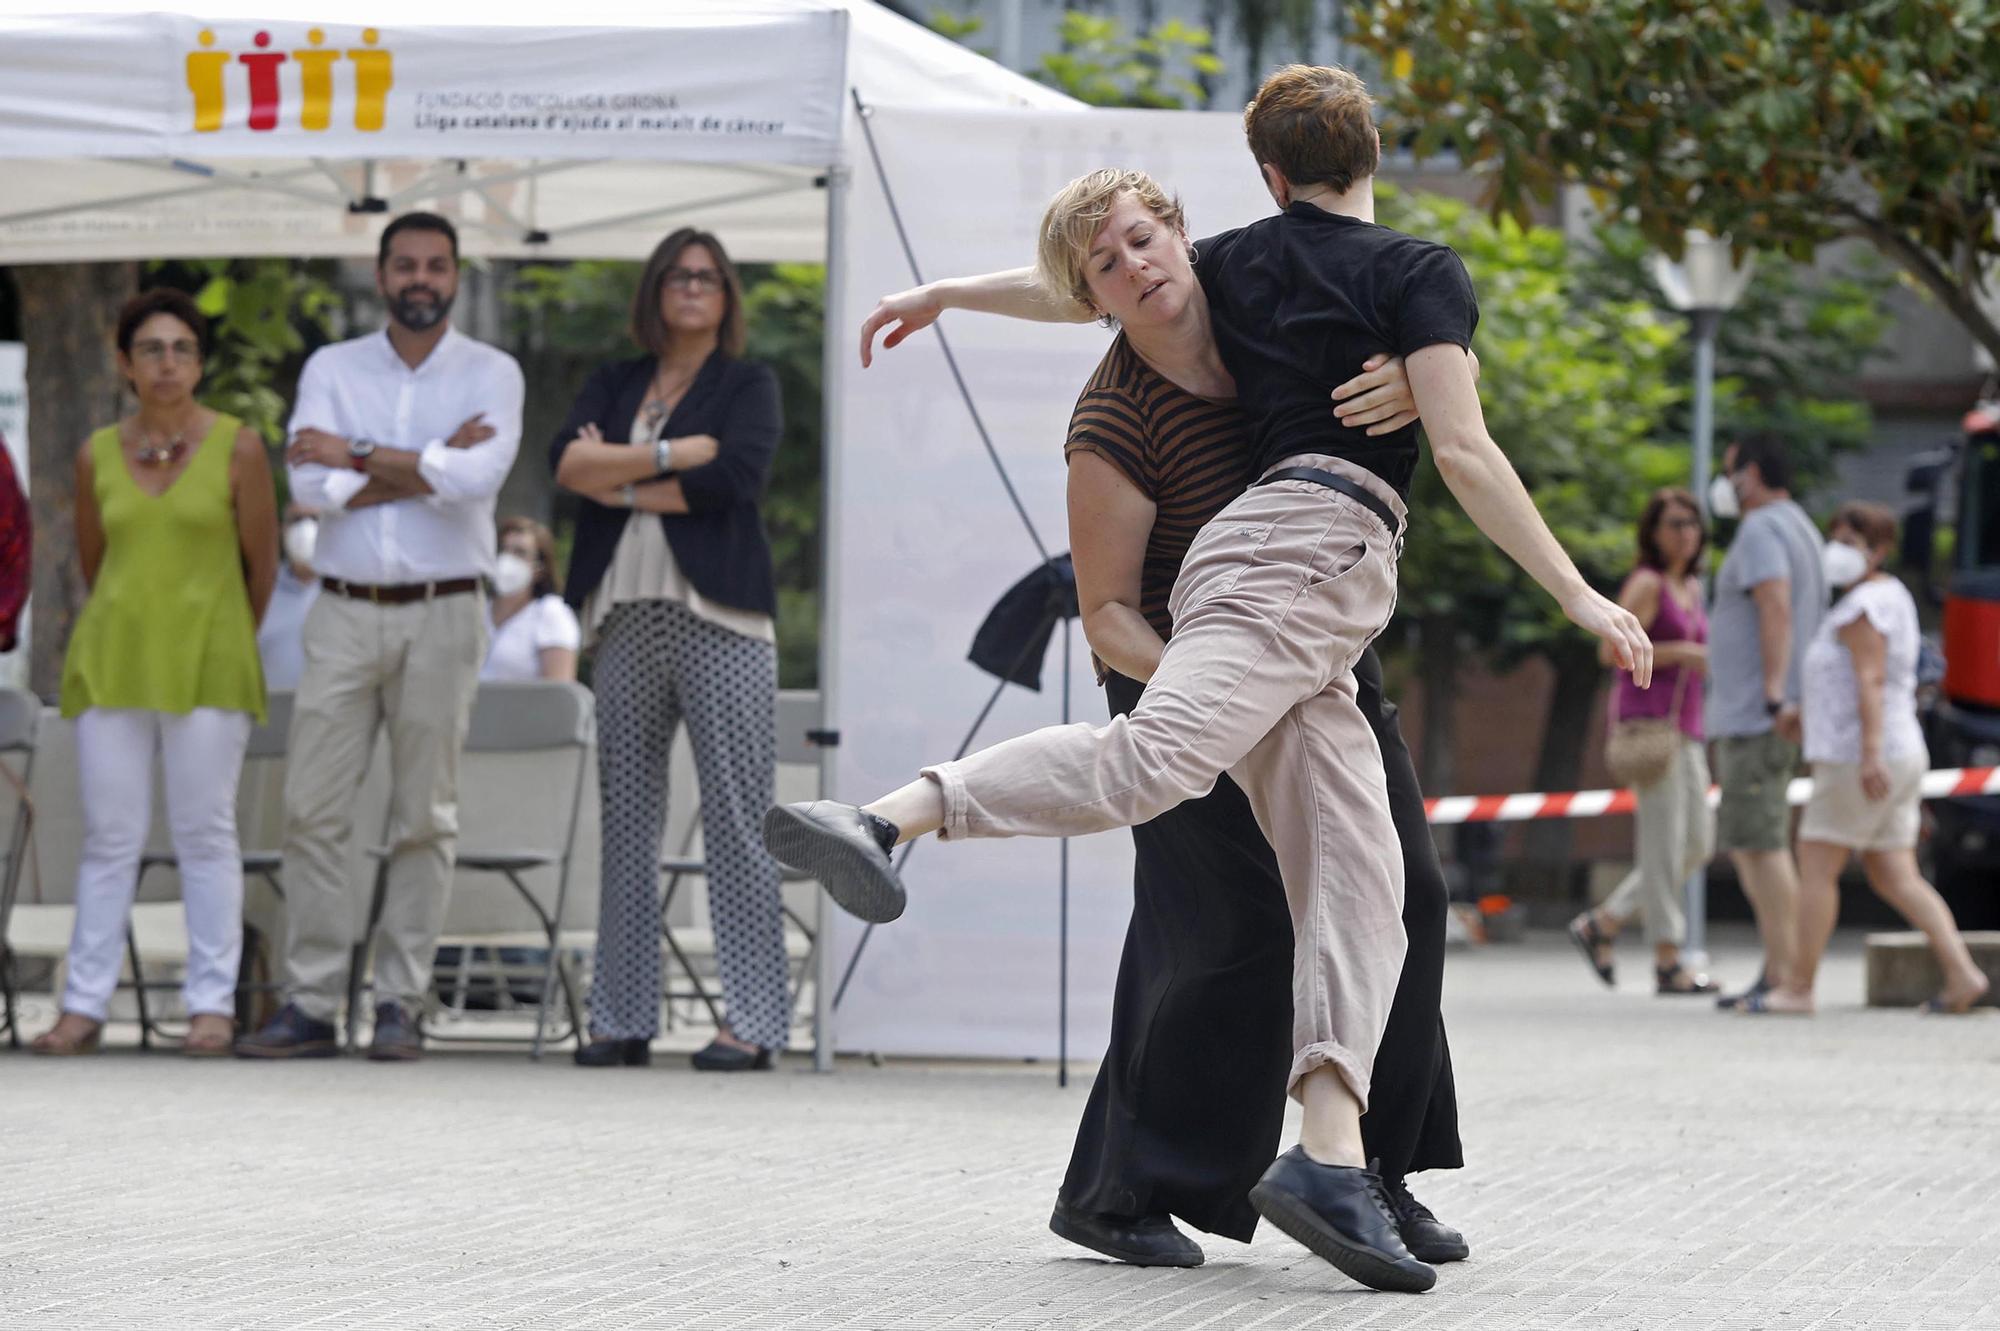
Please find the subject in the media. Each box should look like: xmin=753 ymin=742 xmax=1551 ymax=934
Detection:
xmin=152 ymin=257 xmax=339 ymax=449
xmin=1347 ymin=0 xmax=2000 ymax=364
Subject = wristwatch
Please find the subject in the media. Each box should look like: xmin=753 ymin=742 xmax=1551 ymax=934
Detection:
xmin=347 ymin=436 xmax=377 ymax=473
xmin=1764 ymin=696 xmax=1786 ymax=717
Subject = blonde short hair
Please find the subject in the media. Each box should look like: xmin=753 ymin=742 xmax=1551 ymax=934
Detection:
xmin=1244 ymin=64 xmax=1379 ymax=195
xmin=1035 ymin=168 xmax=1188 ymax=314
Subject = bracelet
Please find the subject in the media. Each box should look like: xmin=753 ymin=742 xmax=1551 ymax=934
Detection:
xmin=653 ymin=436 xmax=674 ymax=475
xmin=618 ymin=483 xmax=637 ymax=508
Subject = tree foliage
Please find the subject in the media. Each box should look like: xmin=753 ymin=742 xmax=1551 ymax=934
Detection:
xmin=157 ymin=258 xmax=340 ymax=448
xmin=931 ymin=9 xmax=1222 ymax=109
xmin=1347 ymin=0 xmax=2000 ymax=365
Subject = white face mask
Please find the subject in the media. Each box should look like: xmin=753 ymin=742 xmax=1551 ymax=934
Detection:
xmin=491 ymin=551 xmax=535 ymax=598
xmin=283 ymin=518 xmax=319 ymax=569
xmin=1707 ymin=474 xmax=1741 ymax=520
xmin=1822 ymin=541 xmax=1870 ymax=589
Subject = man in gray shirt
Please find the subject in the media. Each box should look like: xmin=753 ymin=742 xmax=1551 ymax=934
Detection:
xmin=1705 ymin=433 xmax=1827 ymax=1011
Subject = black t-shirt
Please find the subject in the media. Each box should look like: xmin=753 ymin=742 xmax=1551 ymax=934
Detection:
xmin=1195 ymin=202 xmax=1479 ymax=495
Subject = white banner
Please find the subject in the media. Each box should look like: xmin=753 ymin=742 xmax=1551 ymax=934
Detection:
xmin=0 ymin=9 xmax=845 ymax=165
xmin=825 ymin=106 xmax=1276 ymax=1061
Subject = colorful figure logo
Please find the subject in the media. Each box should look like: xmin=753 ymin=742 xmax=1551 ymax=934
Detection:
xmin=185 ymin=28 xmax=394 ymax=133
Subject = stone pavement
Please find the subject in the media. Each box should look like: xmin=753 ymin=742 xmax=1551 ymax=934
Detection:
xmin=4 ymin=930 xmax=1997 ymax=1330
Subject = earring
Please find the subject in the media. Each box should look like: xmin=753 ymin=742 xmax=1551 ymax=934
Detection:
xmin=1187 ymin=243 xmax=1200 ymax=264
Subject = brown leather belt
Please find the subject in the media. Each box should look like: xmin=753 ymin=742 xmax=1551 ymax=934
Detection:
xmin=321 ymin=576 xmax=481 ymax=605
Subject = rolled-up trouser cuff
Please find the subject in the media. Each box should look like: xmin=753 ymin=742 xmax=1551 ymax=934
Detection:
xmin=919 ymin=763 xmax=971 ymax=840
xmin=1288 ymin=1039 xmax=1372 ymax=1111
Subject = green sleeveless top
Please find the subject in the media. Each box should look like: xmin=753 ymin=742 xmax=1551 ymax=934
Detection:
xmin=60 ymin=413 xmax=266 ymax=722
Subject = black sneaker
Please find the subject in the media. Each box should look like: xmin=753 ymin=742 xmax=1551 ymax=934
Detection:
xmin=234 ymin=1002 xmax=340 ymax=1059
xmin=367 ymin=1001 xmax=424 ymax=1062
xmin=1382 ymin=1173 xmax=1470 ymax=1264
xmin=1049 ymin=1201 xmax=1204 ymax=1267
xmin=763 ymin=801 xmax=906 ymax=924
xmin=1249 ymin=1148 xmax=1436 ymax=1293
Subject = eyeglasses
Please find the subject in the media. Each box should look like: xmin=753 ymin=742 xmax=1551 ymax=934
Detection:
xmin=662 ymin=267 xmax=725 ymax=293
xmin=1663 ymin=516 xmax=1703 ymax=531
xmin=131 ymin=339 xmax=201 ymax=363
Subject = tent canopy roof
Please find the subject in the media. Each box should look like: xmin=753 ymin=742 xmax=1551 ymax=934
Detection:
xmin=0 ymin=1 xmax=1078 ymax=262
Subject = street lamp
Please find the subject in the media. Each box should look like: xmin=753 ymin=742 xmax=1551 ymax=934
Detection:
xmin=1648 ymin=231 xmax=1755 ymax=967
xmin=1649 ymin=232 xmax=1757 ymax=518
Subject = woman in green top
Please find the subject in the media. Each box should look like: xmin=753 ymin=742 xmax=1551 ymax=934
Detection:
xmin=32 ymin=289 xmax=276 ymax=1057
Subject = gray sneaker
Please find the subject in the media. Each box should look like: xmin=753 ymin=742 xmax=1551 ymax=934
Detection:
xmin=763 ymin=801 xmax=906 ymax=924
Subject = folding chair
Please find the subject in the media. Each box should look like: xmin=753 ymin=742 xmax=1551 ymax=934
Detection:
xmin=0 ymin=687 xmax=41 ymax=1049
xmin=122 ymin=692 xmax=294 ymax=1048
xmin=350 ymin=681 xmax=594 ymax=1060
xmin=658 ymin=692 xmax=823 ymax=1032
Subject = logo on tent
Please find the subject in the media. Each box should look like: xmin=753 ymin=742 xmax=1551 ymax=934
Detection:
xmin=186 ymin=28 xmax=394 ymax=134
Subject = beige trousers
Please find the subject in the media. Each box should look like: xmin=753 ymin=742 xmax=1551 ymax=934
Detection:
xmin=1602 ymin=736 xmax=1713 ymax=947
xmin=280 ymin=588 xmax=487 ymax=1019
xmin=925 ymin=456 xmax=1407 ymax=1105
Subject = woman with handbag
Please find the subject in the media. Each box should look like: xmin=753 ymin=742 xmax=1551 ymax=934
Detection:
xmin=1569 ymin=488 xmax=1718 ymax=995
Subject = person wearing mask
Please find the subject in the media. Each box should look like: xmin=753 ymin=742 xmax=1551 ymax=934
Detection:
xmin=33 ymin=288 xmax=276 ymax=1057
xmin=1703 ymin=433 xmax=1827 ymax=1011
xmin=1569 ymin=488 xmax=1717 ymax=994
xmin=237 ymin=211 xmax=523 ymax=1062
xmin=1763 ymin=503 xmax=1989 ymax=1014
xmin=482 ymin=516 xmax=579 ymax=683
xmin=257 ymin=502 xmax=323 ymax=692
xmin=550 ymin=227 xmax=790 ymax=1072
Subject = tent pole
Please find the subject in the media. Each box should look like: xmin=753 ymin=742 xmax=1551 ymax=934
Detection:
xmin=812 ymin=154 xmax=849 ymax=1077
xmin=1059 ymin=617 xmax=1071 ymax=1089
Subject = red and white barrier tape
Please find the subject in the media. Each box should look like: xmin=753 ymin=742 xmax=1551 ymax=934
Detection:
xmin=1422 ymin=766 xmax=2000 ymax=826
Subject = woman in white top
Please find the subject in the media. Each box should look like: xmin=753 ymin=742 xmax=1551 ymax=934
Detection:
xmin=1768 ymin=503 xmax=1989 ymax=1014
xmin=482 ymin=516 xmax=580 ymax=683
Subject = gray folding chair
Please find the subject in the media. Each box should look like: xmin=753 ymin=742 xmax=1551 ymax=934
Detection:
xmin=0 ymin=687 xmax=41 ymax=1049
xmin=124 ymin=692 xmax=294 ymax=1048
xmin=350 ymin=681 xmax=594 ymax=1060
xmin=658 ymin=692 xmax=824 ymax=1031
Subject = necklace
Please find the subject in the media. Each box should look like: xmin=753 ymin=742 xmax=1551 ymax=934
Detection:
xmin=131 ymin=422 xmax=192 ymax=468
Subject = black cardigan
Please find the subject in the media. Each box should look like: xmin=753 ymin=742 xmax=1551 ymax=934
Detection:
xmin=550 ymin=352 xmax=781 ymax=618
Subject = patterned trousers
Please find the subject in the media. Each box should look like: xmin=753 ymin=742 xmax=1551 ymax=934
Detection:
xmin=587 ymin=599 xmax=791 ymax=1049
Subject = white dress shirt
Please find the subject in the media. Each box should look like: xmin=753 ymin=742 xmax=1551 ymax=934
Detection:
xmin=287 ymin=327 xmax=524 ymax=584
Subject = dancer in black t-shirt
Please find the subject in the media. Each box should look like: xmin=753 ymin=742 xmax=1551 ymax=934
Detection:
xmin=770 ymin=66 xmax=1650 ymax=1293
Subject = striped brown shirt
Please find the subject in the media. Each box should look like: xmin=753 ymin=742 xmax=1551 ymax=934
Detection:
xmin=1064 ymin=335 xmax=1258 ymax=639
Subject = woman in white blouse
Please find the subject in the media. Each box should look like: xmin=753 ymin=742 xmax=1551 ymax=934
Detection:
xmin=482 ymin=516 xmax=580 ymax=683
xmin=1763 ymin=503 xmax=1988 ymax=1014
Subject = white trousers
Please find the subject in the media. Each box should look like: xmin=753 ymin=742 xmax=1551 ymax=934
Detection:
xmin=64 ymin=706 xmax=254 ymax=1022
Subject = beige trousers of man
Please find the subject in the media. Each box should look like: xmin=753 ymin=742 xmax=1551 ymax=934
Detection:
xmin=925 ymin=456 xmax=1407 ymax=1105
xmin=280 ymin=589 xmax=487 ymax=1020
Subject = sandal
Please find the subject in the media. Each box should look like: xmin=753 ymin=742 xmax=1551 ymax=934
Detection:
xmin=1567 ymin=913 xmax=1616 ymax=988
xmin=30 ymin=1016 xmax=104 ymax=1056
xmin=182 ymin=1015 xmax=237 ymax=1057
xmin=1656 ymin=964 xmax=1720 ymax=996
xmin=1739 ymin=989 xmax=1812 ymax=1016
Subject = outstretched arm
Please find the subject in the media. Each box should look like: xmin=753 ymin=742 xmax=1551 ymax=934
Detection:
xmin=1407 ymin=343 xmax=1654 ymax=686
xmin=859 ymin=268 xmax=1092 ymax=367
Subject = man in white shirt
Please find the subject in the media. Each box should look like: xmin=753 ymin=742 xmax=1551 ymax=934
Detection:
xmin=238 ymin=212 xmax=524 ymax=1061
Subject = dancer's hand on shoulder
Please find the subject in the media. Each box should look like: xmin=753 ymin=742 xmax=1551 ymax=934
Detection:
xmin=1565 ymin=587 xmax=1654 ymax=688
xmin=860 ymin=285 xmax=943 ymax=368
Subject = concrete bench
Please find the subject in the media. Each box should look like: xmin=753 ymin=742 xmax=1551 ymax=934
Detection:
xmin=1864 ymin=930 xmax=2000 ymax=1007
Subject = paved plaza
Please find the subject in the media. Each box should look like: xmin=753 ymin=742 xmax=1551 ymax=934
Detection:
xmin=4 ymin=929 xmax=1997 ymax=1330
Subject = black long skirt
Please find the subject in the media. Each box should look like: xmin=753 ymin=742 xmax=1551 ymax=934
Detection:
xmin=1057 ymin=646 xmax=1462 ymax=1241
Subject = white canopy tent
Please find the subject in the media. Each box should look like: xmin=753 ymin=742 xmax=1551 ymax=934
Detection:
xmin=0 ymin=0 xmax=1272 ymax=1068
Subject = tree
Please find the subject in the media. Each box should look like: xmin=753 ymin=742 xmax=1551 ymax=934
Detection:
xmin=1378 ymin=191 xmax=1683 ymax=876
xmin=1347 ymin=0 xmax=2000 ymax=367
xmin=930 ymin=10 xmax=1222 ymax=109
xmin=14 ymin=263 xmax=136 ymax=695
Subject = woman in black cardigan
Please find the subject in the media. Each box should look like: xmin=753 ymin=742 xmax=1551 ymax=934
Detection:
xmin=551 ymin=228 xmax=790 ymax=1071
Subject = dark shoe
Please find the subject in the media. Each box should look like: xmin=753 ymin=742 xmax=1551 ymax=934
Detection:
xmin=1382 ymin=1175 xmax=1469 ymax=1264
xmin=690 ymin=1040 xmax=774 ymax=1071
xmin=763 ymin=801 xmax=906 ymax=924
xmin=574 ymin=1037 xmax=651 ymax=1067
xmin=1566 ymin=912 xmax=1616 ymax=988
xmin=1656 ymin=964 xmax=1720 ymax=996
xmin=1048 ymin=1200 xmax=1204 ymax=1268
xmin=1249 ymin=1149 xmax=1435 ymax=1293
xmin=234 ymin=1002 xmax=340 ymax=1059
xmin=366 ymin=1002 xmax=424 ymax=1062
xmin=1715 ymin=975 xmax=1771 ymax=1011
